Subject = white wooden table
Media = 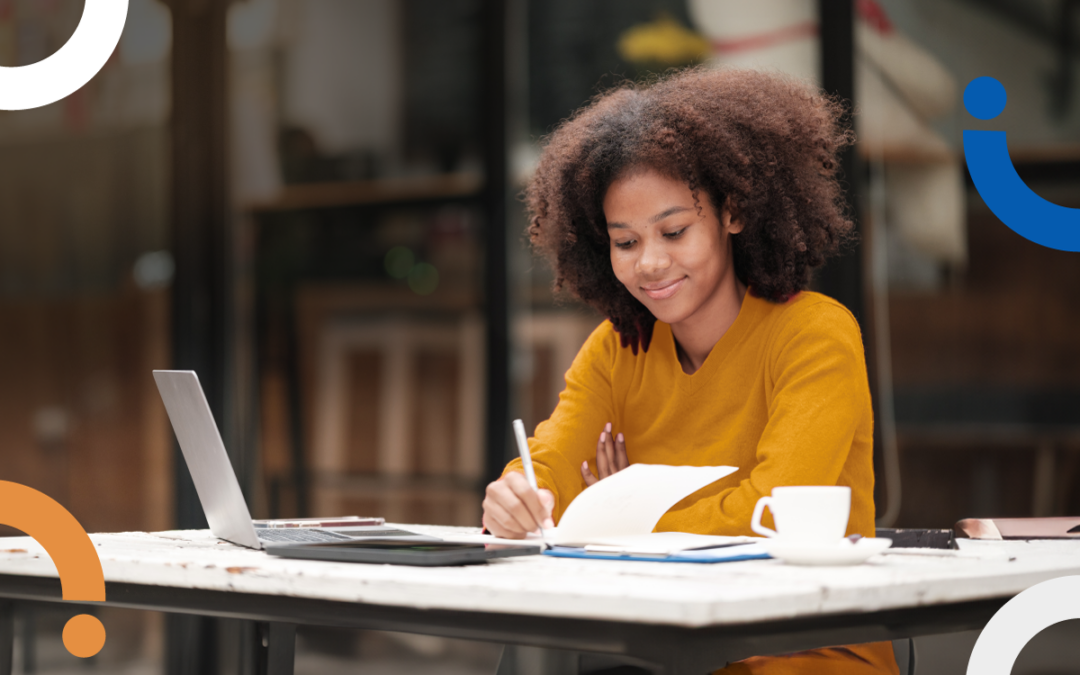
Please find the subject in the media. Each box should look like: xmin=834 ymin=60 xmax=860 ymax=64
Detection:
xmin=1 ymin=527 xmax=1079 ymax=674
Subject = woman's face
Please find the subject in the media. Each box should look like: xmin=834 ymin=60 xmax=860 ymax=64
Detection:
xmin=603 ymin=168 xmax=743 ymax=329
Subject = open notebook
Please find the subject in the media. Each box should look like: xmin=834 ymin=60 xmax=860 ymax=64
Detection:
xmin=461 ymin=464 xmax=763 ymax=557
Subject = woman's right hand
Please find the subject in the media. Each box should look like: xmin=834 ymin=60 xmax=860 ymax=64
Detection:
xmin=482 ymin=472 xmax=555 ymax=539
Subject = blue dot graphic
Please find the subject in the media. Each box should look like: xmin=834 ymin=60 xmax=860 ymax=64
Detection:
xmin=962 ymin=75 xmax=1080 ymax=251
xmin=964 ymin=76 xmax=1007 ymax=120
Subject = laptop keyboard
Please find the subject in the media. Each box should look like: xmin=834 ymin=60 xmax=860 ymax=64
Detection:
xmin=257 ymin=528 xmax=418 ymax=543
xmin=257 ymin=529 xmax=353 ymax=543
xmin=332 ymin=528 xmax=418 ymax=537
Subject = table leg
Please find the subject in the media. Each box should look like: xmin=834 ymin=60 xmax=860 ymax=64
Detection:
xmin=250 ymin=621 xmax=296 ymax=675
xmin=0 ymin=601 xmax=13 ymax=675
xmin=20 ymin=603 xmax=35 ymax=674
xmin=1032 ymin=440 xmax=1056 ymax=516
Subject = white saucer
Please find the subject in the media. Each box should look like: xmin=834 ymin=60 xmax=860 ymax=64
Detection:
xmin=760 ymin=537 xmax=892 ymax=566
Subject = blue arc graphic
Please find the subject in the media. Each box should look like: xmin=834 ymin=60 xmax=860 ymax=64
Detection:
xmin=963 ymin=77 xmax=1080 ymax=252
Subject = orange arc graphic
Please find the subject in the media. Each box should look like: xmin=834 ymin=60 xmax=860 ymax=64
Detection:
xmin=0 ymin=480 xmax=106 ymax=657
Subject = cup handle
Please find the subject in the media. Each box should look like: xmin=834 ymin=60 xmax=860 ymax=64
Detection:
xmin=751 ymin=496 xmax=777 ymax=538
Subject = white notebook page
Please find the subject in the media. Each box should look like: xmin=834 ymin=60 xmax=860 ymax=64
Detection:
xmin=552 ymin=464 xmax=736 ymax=547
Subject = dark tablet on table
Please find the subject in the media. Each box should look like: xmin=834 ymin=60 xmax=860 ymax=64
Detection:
xmin=265 ymin=539 xmax=540 ymax=566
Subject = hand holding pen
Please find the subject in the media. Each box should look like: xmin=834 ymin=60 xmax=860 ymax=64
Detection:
xmin=481 ymin=419 xmax=555 ymax=539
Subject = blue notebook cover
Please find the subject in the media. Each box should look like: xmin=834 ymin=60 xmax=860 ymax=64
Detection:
xmin=543 ymin=544 xmax=771 ymax=564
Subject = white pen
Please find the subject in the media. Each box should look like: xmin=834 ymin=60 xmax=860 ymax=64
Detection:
xmin=512 ymin=418 xmax=548 ymax=540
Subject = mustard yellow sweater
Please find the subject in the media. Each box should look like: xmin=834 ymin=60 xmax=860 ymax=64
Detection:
xmin=503 ymin=291 xmax=897 ymax=675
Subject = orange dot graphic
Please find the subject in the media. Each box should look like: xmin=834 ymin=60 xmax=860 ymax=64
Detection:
xmin=63 ymin=614 xmax=106 ymax=658
xmin=0 ymin=481 xmax=107 ymax=657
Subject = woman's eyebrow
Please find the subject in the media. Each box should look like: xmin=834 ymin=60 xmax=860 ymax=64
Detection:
xmin=607 ymin=206 xmax=691 ymax=230
xmin=650 ymin=206 xmax=691 ymax=223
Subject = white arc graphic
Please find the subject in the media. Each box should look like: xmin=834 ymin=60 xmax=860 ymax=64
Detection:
xmin=0 ymin=0 xmax=129 ymax=111
xmin=967 ymin=575 xmax=1080 ymax=674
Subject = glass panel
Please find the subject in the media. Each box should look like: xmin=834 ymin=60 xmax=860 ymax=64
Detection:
xmin=511 ymin=0 xmax=706 ymax=441
xmin=0 ymin=0 xmax=172 ymax=542
xmin=231 ymin=0 xmax=487 ymax=527
xmin=0 ymin=0 xmax=173 ymax=670
xmin=855 ymin=1 xmax=1080 ymax=529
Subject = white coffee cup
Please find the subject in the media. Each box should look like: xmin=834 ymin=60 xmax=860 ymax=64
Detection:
xmin=750 ymin=486 xmax=851 ymax=543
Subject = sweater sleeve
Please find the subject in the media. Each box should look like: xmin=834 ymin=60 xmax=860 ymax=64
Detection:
xmin=657 ymin=301 xmax=874 ymax=536
xmin=501 ymin=322 xmax=618 ymax=523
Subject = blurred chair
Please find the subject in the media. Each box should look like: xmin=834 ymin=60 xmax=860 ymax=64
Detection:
xmin=513 ymin=311 xmax=600 ymax=431
xmin=297 ymin=300 xmax=599 ymax=527
xmin=309 ymin=314 xmax=485 ymax=525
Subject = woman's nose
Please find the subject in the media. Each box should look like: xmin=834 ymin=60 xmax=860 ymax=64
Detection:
xmin=635 ymin=240 xmax=671 ymax=276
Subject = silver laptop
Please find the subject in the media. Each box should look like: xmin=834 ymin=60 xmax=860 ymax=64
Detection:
xmin=153 ymin=370 xmax=437 ymax=549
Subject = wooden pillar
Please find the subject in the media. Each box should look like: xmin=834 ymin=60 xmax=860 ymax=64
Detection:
xmin=169 ymin=0 xmax=230 ymax=527
xmin=481 ymin=0 xmax=512 ymax=486
xmin=166 ymin=0 xmax=229 ymax=673
xmin=819 ymin=0 xmax=891 ymax=516
xmin=817 ymin=0 xmax=862 ymax=325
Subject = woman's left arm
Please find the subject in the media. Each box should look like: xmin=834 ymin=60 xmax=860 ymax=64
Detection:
xmin=657 ymin=303 xmax=875 ymax=537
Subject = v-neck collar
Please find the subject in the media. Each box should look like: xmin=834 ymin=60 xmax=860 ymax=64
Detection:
xmin=657 ymin=293 xmax=761 ymax=394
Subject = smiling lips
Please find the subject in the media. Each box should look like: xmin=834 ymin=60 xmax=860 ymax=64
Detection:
xmin=641 ymin=276 xmax=687 ymax=300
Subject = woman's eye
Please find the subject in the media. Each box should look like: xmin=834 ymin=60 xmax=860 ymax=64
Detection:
xmin=613 ymin=240 xmax=635 ymax=250
xmin=663 ymin=228 xmax=686 ymax=239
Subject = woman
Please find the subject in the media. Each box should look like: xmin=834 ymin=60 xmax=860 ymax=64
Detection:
xmin=483 ymin=68 xmax=897 ymax=675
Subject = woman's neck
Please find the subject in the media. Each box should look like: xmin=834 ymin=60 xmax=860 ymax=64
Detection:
xmin=671 ymin=276 xmax=747 ymax=375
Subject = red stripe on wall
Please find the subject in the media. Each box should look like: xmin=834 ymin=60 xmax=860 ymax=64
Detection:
xmin=710 ymin=20 xmax=820 ymax=55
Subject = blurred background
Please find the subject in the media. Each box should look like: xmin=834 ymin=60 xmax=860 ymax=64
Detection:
xmin=1 ymin=0 xmax=1079 ymax=673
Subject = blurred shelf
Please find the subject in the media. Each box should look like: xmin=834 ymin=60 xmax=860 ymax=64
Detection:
xmin=1008 ymin=143 xmax=1080 ymax=164
xmin=857 ymin=143 xmax=1080 ymax=166
xmin=858 ymin=142 xmax=1080 ymax=167
xmin=893 ymin=387 xmax=1080 ymax=429
xmin=313 ymin=471 xmax=482 ymax=492
xmin=248 ymin=172 xmax=484 ymax=213
xmin=296 ymin=282 xmax=481 ymax=314
xmin=857 ymin=144 xmax=956 ymax=164
xmin=897 ymin=423 xmax=1080 ymax=446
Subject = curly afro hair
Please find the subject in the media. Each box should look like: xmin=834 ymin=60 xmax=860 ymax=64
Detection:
xmin=525 ymin=66 xmax=856 ymax=353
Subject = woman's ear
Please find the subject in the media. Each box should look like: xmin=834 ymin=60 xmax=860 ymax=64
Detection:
xmin=721 ymin=206 xmax=745 ymax=235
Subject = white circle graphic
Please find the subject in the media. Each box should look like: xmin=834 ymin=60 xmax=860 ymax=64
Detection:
xmin=0 ymin=0 xmax=130 ymax=111
xmin=967 ymin=575 xmax=1080 ymax=674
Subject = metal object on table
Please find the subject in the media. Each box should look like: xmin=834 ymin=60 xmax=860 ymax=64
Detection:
xmin=877 ymin=528 xmax=955 ymax=549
